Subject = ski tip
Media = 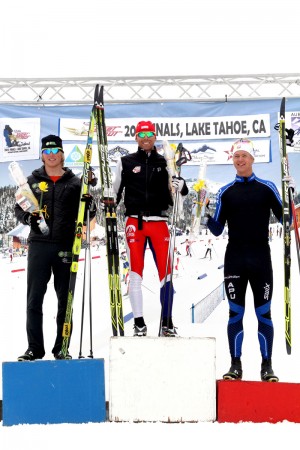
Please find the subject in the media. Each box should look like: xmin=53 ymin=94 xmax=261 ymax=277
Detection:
xmin=100 ymin=85 xmax=104 ymax=104
xmin=94 ymin=84 xmax=100 ymax=103
xmin=280 ymin=97 xmax=286 ymax=118
xmin=94 ymin=84 xmax=104 ymax=107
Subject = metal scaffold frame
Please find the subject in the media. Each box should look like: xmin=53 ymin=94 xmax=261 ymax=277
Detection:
xmin=1 ymin=74 xmax=300 ymax=105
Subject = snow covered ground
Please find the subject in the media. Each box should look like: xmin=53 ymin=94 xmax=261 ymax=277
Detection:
xmin=1 ymin=230 xmax=300 ymax=448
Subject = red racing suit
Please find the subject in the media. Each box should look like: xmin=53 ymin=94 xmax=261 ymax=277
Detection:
xmin=113 ymin=146 xmax=188 ymax=322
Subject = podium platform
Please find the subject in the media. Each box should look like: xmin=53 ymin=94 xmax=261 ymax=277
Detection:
xmin=217 ymin=379 xmax=300 ymax=423
xmin=2 ymin=358 xmax=106 ymax=426
xmin=109 ymin=336 xmax=216 ymax=422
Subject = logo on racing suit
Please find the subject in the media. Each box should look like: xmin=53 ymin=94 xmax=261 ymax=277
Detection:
xmin=264 ymin=283 xmax=271 ymax=300
xmin=227 ymin=281 xmax=236 ymax=300
xmin=126 ymin=224 xmax=136 ymax=237
xmin=132 ymin=166 xmax=141 ymax=173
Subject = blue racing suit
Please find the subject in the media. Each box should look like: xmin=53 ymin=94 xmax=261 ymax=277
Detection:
xmin=207 ymin=173 xmax=282 ymax=360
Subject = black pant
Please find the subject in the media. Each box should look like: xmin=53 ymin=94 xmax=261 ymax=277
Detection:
xmin=224 ymin=244 xmax=274 ymax=360
xmin=26 ymin=241 xmax=72 ymax=357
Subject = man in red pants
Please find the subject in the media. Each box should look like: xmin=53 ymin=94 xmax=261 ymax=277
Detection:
xmin=113 ymin=121 xmax=188 ymax=336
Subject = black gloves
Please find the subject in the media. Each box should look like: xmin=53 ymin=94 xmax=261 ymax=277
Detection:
xmin=171 ymin=176 xmax=188 ymax=196
xmin=24 ymin=212 xmax=41 ymax=232
xmin=172 ymin=176 xmax=184 ymax=192
xmin=81 ymin=169 xmax=98 ymax=187
xmin=88 ymin=171 xmax=98 ymax=187
xmin=81 ymin=194 xmax=95 ymax=210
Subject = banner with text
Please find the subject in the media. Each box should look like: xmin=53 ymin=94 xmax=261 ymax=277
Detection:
xmin=0 ymin=118 xmax=40 ymax=162
xmin=60 ymin=114 xmax=270 ymax=142
xmin=286 ymin=111 xmax=300 ymax=152
xmin=63 ymin=139 xmax=269 ymax=167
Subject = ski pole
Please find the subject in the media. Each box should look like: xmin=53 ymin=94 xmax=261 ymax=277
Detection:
xmin=159 ymin=143 xmax=191 ymax=335
xmin=78 ymin=169 xmax=94 ymax=359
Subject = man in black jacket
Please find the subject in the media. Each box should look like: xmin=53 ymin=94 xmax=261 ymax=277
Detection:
xmin=16 ymin=135 xmax=96 ymax=361
xmin=113 ymin=121 xmax=188 ymax=337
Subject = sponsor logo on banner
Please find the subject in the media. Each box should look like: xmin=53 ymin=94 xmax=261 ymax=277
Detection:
xmin=286 ymin=112 xmax=300 ymax=152
xmin=0 ymin=118 xmax=40 ymax=162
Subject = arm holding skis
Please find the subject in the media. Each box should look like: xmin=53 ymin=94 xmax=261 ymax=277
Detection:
xmin=81 ymin=168 xmax=98 ymax=222
xmin=163 ymin=141 xmax=189 ymax=200
xmin=270 ymin=176 xmax=296 ymax=225
xmin=172 ymin=177 xmax=184 ymax=192
xmin=282 ymin=175 xmax=297 ymax=226
xmin=112 ymin=158 xmax=123 ymax=204
xmin=172 ymin=176 xmax=188 ymax=196
xmin=81 ymin=193 xmax=97 ymax=222
xmin=283 ymin=175 xmax=296 ymax=193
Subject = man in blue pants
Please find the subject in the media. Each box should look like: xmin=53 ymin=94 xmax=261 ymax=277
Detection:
xmin=205 ymin=138 xmax=294 ymax=382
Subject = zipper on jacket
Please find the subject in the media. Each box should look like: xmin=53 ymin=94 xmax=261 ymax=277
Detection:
xmin=49 ymin=181 xmax=56 ymax=239
xmin=145 ymin=158 xmax=148 ymax=206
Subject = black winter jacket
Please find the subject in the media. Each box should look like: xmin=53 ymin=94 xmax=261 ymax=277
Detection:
xmin=115 ymin=148 xmax=187 ymax=217
xmin=15 ymin=166 xmax=85 ymax=248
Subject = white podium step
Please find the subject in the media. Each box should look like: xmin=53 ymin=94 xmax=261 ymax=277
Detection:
xmin=109 ymin=336 xmax=216 ymax=422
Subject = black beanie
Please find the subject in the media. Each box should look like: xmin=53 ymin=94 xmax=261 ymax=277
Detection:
xmin=41 ymin=135 xmax=63 ymax=151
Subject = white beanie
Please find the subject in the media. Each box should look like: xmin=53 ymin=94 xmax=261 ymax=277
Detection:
xmin=231 ymin=139 xmax=255 ymax=158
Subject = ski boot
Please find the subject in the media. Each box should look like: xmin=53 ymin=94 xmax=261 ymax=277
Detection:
xmin=260 ymin=359 xmax=279 ymax=382
xmin=161 ymin=326 xmax=178 ymax=337
xmin=54 ymin=351 xmax=72 ymax=360
xmin=223 ymin=357 xmax=243 ymax=380
xmin=133 ymin=324 xmax=147 ymax=336
xmin=133 ymin=317 xmax=147 ymax=336
xmin=160 ymin=317 xmax=178 ymax=337
xmin=18 ymin=349 xmax=40 ymax=362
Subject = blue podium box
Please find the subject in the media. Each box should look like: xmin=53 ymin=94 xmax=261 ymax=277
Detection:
xmin=2 ymin=358 xmax=106 ymax=426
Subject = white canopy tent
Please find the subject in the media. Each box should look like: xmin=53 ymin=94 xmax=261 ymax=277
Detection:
xmin=7 ymin=223 xmax=29 ymax=239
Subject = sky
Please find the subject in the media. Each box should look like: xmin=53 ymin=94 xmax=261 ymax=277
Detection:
xmin=1 ymin=233 xmax=300 ymax=446
xmin=1 ymin=0 xmax=300 ymax=79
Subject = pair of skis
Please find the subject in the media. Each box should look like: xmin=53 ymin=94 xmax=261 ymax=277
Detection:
xmin=279 ymin=97 xmax=300 ymax=355
xmin=61 ymin=85 xmax=124 ymax=357
xmin=94 ymin=85 xmax=124 ymax=337
xmin=61 ymin=100 xmax=95 ymax=356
